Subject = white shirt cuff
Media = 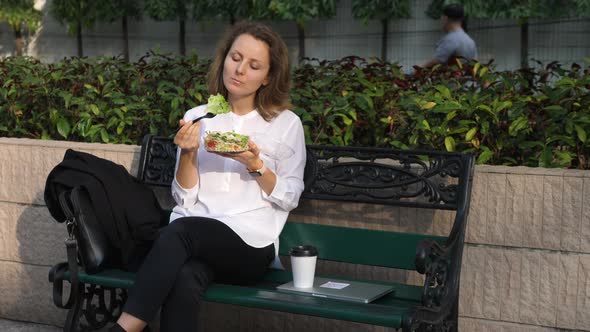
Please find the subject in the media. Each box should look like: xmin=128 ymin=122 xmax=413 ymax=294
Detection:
xmin=171 ymin=178 xmax=199 ymax=208
xmin=263 ymin=176 xmax=298 ymax=211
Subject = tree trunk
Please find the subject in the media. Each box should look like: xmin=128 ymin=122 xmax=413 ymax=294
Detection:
xmin=13 ymin=27 xmax=24 ymax=56
xmin=520 ymin=19 xmax=529 ymax=69
xmin=297 ymin=22 xmax=305 ymax=62
xmin=381 ymin=19 xmax=388 ymax=62
xmin=179 ymin=19 xmax=186 ymax=56
xmin=122 ymin=16 xmax=129 ymax=62
xmin=77 ymin=20 xmax=83 ymax=57
xmin=230 ymin=14 xmax=236 ymax=25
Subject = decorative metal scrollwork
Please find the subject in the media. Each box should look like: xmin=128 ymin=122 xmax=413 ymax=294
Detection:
xmin=79 ymin=285 xmax=127 ymax=331
xmin=303 ymin=146 xmax=467 ymax=209
xmin=143 ymin=137 xmax=177 ymax=186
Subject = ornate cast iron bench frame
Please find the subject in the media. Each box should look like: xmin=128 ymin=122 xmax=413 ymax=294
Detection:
xmin=49 ymin=135 xmax=475 ymax=332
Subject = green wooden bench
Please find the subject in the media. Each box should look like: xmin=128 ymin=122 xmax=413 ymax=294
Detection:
xmin=49 ymin=135 xmax=475 ymax=331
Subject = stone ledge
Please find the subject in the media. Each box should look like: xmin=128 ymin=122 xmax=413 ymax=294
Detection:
xmin=460 ymin=244 xmax=590 ymax=330
xmin=0 ymin=137 xmax=140 ymax=153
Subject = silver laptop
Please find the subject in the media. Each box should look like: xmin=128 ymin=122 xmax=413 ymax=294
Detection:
xmin=276 ymin=277 xmax=394 ymax=303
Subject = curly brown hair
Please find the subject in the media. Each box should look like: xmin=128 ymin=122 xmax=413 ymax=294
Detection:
xmin=207 ymin=21 xmax=293 ymax=121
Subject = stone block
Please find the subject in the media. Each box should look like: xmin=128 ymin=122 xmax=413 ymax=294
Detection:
xmin=556 ymin=253 xmax=579 ymax=329
xmin=582 ymin=178 xmax=590 ymax=254
xmin=537 ymin=252 xmax=559 ymax=327
xmin=522 ymin=175 xmax=544 ymax=249
xmin=500 ymin=249 xmax=522 ymax=323
xmin=482 ymin=247 xmax=503 ymax=320
xmin=0 ymin=261 xmax=66 ymax=327
xmin=486 ymin=173 xmax=507 ymax=245
xmin=577 ymin=255 xmax=590 ymax=330
xmin=560 ymin=176 xmax=583 ymax=252
xmin=0 ymin=202 xmax=67 ymax=265
xmin=520 ymin=250 xmax=540 ymax=325
xmin=542 ymin=176 xmax=563 ymax=250
xmin=505 ymin=174 xmax=525 ymax=247
xmin=30 ymin=146 xmax=68 ymax=205
xmin=432 ymin=209 xmax=453 ymax=237
xmin=459 ymin=317 xmax=566 ymax=332
xmin=0 ymin=143 xmax=34 ymax=204
xmin=459 ymin=245 xmax=486 ymax=318
xmin=398 ymin=207 xmax=418 ymax=234
xmin=466 ymin=171 xmax=487 ymax=244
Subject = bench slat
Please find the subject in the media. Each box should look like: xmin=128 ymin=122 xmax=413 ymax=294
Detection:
xmin=279 ymin=222 xmax=446 ymax=270
xmin=71 ymin=268 xmax=422 ymax=328
xmin=204 ymin=284 xmax=414 ymax=327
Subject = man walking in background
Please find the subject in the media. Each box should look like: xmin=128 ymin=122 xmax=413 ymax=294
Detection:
xmin=423 ymin=3 xmax=478 ymax=67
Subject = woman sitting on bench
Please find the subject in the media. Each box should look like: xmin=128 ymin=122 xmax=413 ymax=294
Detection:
xmin=110 ymin=21 xmax=306 ymax=332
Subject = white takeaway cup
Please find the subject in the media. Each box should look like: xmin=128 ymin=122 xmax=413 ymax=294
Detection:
xmin=289 ymin=245 xmax=318 ymax=288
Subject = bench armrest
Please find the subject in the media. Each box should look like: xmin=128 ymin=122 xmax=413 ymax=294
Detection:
xmin=408 ymin=226 xmax=465 ymax=330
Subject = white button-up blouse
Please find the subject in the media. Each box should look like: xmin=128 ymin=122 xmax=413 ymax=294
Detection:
xmin=170 ymin=105 xmax=306 ymax=253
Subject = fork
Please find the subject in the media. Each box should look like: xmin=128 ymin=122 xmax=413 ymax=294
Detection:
xmin=190 ymin=112 xmax=216 ymax=123
xmin=175 ymin=112 xmax=216 ymax=133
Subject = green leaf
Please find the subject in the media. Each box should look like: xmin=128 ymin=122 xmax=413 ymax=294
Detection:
xmin=421 ymin=101 xmax=437 ymax=110
xmin=539 ymin=147 xmax=553 ymax=168
xmin=171 ymin=98 xmax=179 ymax=110
xmin=477 ymin=149 xmax=493 ymax=164
xmin=446 ymin=111 xmax=458 ymax=121
xmin=88 ymin=104 xmax=100 ymax=116
xmin=544 ymin=105 xmax=564 ymax=112
xmin=465 ymin=128 xmax=477 ymax=141
xmin=575 ymin=125 xmax=586 ymax=143
xmin=100 ymin=128 xmax=109 ymax=143
xmin=508 ymin=116 xmax=529 ymax=136
xmin=444 ymin=136 xmax=455 ymax=152
xmin=518 ymin=141 xmax=543 ymax=149
xmin=57 ymin=118 xmax=70 ymax=138
xmin=554 ymin=150 xmax=573 ymax=167
xmin=116 ymin=121 xmax=125 ymax=135
xmin=435 ymin=85 xmax=451 ymax=99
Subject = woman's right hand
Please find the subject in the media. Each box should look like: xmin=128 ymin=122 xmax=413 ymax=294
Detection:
xmin=174 ymin=119 xmax=201 ymax=152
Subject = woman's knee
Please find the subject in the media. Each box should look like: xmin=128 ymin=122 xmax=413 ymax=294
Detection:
xmin=156 ymin=218 xmax=189 ymax=242
xmin=169 ymin=260 xmax=214 ymax=300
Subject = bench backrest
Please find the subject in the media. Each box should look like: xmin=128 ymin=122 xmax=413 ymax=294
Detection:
xmin=138 ymin=136 xmax=474 ymax=271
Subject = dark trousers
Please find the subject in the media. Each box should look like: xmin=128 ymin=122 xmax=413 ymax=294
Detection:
xmin=123 ymin=217 xmax=275 ymax=332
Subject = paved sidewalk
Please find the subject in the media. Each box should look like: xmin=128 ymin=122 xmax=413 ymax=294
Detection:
xmin=0 ymin=319 xmax=60 ymax=332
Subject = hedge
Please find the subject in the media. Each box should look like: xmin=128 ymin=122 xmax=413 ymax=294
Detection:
xmin=1 ymin=53 xmax=589 ymax=168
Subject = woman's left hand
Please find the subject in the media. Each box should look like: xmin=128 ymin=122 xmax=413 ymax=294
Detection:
xmin=215 ymin=140 xmax=263 ymax=170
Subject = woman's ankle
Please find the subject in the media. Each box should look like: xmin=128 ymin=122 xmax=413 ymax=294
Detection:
xmin=117 ymin=312 xmax=148 ymax=332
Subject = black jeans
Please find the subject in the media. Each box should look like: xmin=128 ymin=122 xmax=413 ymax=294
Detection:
xmin=123 ymin=217 xmax=275 ymax=332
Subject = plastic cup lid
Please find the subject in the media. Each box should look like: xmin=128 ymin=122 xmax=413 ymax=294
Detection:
xmin=289 ymin=245 xmax=318 ymax=257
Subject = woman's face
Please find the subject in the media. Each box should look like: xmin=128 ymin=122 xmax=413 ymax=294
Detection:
xmin=223 ymin=34 xmax=270 ymax=103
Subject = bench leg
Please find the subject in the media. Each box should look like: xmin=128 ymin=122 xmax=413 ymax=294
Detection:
xmin=81 ymin=286 xmax=128 ymax=331
xmin=62 ymin=284 xmax=128 ymax=332
xmin=403 ymin=299 xmax=459 ymax=332
xmin=63 ymin=284 xmax=85 ymax=332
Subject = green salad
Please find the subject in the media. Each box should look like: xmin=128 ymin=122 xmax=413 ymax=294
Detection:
xmin=206 ymin=94 xmax=231 ymax=115
xmin=205 ymin=131 xmax=249 ymax=152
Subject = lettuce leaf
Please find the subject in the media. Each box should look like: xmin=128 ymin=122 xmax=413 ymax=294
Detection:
xmin=206 ymin=94 xmax=231 ymax=115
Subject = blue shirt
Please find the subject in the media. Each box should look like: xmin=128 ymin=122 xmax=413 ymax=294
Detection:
xmin=434 ymin=28 xmax=478 ymax=65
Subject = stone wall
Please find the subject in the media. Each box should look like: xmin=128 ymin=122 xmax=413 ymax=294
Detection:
xmin=0 ymin=137 xmax=588 ymax=331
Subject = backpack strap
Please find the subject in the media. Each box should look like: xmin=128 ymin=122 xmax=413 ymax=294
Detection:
xmin=48 ymin=190 xmax=81 ymax=309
